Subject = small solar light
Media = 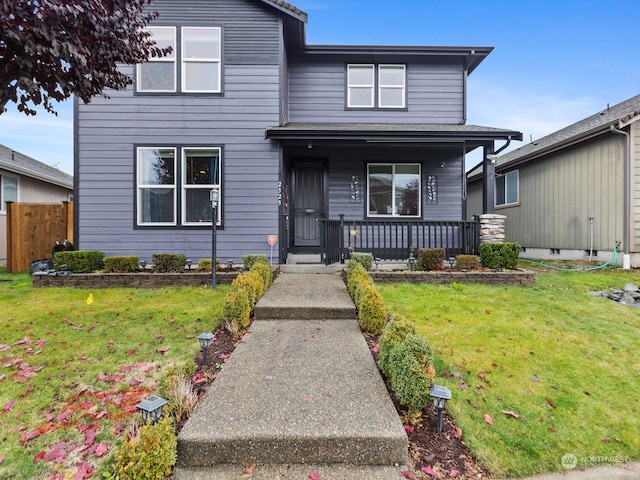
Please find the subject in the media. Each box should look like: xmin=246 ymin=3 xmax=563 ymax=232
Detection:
xmin=198 ymin=332 xmax=215 ymax=365
xmin=408 ymin=254 xmax=416 ymax=271
xmin=139 ymin=259 xmax=147 ymax=270
xmin=136 ymin=395 xmax=168 ymax=424
xmin=448 ymin=257 xmax=456 ymax=269
xmin=227 ymin=259 xmax=234 ymax=270
xmin=430 ymin=384 xmax=452 ymax=433
xmin=374 ymin=257 xmax=382 ymax=270
xmin=186 ymin=259 xmax=193 ymax=270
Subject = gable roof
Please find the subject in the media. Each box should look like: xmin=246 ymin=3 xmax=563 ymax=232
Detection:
xmin=0 ymin=145 xmax=73 ymax=190
xmin=260 ymin=0 xmax=307 ymax=22
xmin=467 ymin=94 xmax=640 ymax=180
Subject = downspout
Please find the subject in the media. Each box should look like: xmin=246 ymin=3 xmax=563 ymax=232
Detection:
xmin=610 ymin=124 xmax=631 ymax=269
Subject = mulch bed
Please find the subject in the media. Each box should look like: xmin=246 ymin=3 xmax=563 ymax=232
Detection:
xmin=189 ymin=324 xmax=488 ymax=480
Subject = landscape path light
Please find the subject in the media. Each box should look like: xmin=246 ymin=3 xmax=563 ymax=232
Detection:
xmin=198 ymin=332 xmax=215 ymax=366
xmin=139 ymin=259 xmax=147 ymax=270
xmin=210 ymin=186 xmax=220 ymax=290
xmin=448 ymin=256 xmax=456 ymax=269
xmin=136 ymin=395 xmax=168 ymax=424
xmin=430 ymin=384 xmax=452 ymax=433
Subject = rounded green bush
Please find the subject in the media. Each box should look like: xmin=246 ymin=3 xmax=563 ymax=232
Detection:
xmin=386 ymin=334 xmax=436 ymax=418
xmin=357 ymin=283 xmax=387 ymax=334
xmin=222 ymin=288 xmax=251 ymax=329
xmin=114 ymin=416 xmax=176 ymax=480
xmin=251 ymin=261 xmax=273 ymax=289
xmin=378 ymin=315 xmax=417 ymax=378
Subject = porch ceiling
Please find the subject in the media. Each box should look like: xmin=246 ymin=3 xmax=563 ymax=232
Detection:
xmin=265 ymin=123 xmax=523 ymax=153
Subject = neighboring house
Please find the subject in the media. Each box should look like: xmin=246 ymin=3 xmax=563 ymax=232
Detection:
xmin=0 ymin=144 xmax=74 ymax=265
xmin=466 ymin=94 xmax=640 ymax=268
xmin=74 ymin=0 xmax=521 ymax=265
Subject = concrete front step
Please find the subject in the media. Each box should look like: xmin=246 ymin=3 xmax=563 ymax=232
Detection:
xmin=254 ymin=273 xmax=356 ymax=320
xmin=173 ymin=463 xmax=407 ymax=479
xmin=176 ymin=320 xmax=407 ymax=468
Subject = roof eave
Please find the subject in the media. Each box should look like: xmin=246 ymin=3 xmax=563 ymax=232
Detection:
xmin=0 ymin=160 xmax=73 ymax=190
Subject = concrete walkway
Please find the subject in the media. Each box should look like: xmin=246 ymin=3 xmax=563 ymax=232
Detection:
xmin=174 ymin=267 xmax=640 ymax=480
xmin=174 ymin=270 xmax=408 ymax=479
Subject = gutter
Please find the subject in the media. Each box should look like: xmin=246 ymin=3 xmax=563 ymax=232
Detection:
xmin=610 ymin=124 xmax=631 ymax=269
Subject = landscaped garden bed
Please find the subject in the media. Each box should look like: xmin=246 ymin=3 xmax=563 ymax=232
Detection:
xmin=369 ymin=268 xmax=535 ymax=286
xmin=32 ymin=271 xmax=244 ymax=288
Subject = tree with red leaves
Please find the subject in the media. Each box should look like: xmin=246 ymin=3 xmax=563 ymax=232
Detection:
xmin=0 ymin=0 xmax=170 ymax=115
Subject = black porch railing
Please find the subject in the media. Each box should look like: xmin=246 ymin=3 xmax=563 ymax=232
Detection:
xmin=321 ymin=215 xmax=480 ymax=265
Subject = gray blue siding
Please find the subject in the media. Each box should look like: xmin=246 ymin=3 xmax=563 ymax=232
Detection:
xmin=288 ymin=60 xmax=464 ymax=124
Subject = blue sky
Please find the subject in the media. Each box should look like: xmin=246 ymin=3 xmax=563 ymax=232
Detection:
xmin=1 ymin=0 xmax=638 ymax=175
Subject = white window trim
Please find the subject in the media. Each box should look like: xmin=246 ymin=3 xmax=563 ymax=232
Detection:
xmin=181 ymin=147 xmax=222 ymax=226
xmin=181 ymin=27 xmax=222 ymax=94
xmin=495 ymin=169 xmax=519 ymax=207
xmin=347 ymin=64 xmax=375 ymax=108
xmin=136 ymin=147 xmax=177 ymax=226
xmin=136 ymin=26 xmax=177 ymax=93
xmin=0 ymin=174 xmax=19 ymax=214
xmin=367 ymin=163 xmax=421 ymax=218
xmin=378 ymin=64 xmax=406 ymax=109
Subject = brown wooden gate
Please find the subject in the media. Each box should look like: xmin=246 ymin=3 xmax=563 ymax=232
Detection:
xmin=6 ymin=202 xmax=74 ymax=273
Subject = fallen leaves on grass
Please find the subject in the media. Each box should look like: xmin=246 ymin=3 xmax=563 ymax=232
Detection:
xmin=502 ymin=410 xmax=521 ymax=419
xmin=483 ymin=413 xmax=494 ymax=425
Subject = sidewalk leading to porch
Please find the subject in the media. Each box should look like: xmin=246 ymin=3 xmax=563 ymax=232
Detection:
xmin=174 ymin=271 xmax=408 ymax=479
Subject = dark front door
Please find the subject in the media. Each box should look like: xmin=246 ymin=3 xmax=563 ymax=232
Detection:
xmin=291 ymin=162 xmax=325 ymax=249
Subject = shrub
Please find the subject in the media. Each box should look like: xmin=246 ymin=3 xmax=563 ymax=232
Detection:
xmin=53 ymin=250 xmax=104 ymax=273
xmin=152 ymin=253 xmax=187 ymax=273
xmin=455 ymin=254 xmax=481 ymax=270
xmin=357 ymin=283 xmax=387 ymax=335
xmin=232 ymin=271 xmax=264 ymax=309
xmin=114 ymin=416 xmax=176 ymax=480
xmin=222 ymin=288 xmax=251 ymax=332
xmin=103 ymin=256 xmax=139 ymax=273
xmin=242 ymin=254 xmax=268 ymax=271
xmin=251 ymin=261 xmax=273 ymax=289
xmin=198 ymin=258 xmax=221 ymax=271
xmin=386 ymin=334 xmax=436 ymax=422
xmin=349 ymin=252 xmax=374 ymax=271
xmin=156 ymin=364 xmax=197 ymax=424
xmin=378 ymin=315 xmax=417 ymax=379
xmin=479 ymin=242 xmax=521 ymax=270
xmin=416 ymin=248 xmax=445 ymax=271
xmin=346 ymin=261 xmax=373 ymax=301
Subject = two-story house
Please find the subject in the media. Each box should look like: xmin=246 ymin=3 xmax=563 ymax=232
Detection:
xmin=74 ymin=0 xmax=521 ymax=265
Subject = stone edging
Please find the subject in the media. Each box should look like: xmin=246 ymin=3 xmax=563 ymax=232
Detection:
xmin=369 ymin=269 xmax=535 ymax=285
xmin=32 ymin=267 xmax=281 ymax=288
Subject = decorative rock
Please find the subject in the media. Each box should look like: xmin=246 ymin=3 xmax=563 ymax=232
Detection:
xmin=623 ymin=283 xmax=639 ymax=292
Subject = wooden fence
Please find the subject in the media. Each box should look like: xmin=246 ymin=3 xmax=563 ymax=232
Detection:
xmin=6 ymin=202 xmax=74 ymax=273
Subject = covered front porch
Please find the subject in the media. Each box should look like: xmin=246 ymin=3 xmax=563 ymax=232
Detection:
xmin=266 ymin=123 xmax=522 ymax=264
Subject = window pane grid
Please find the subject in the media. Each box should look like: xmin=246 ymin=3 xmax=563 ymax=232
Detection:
xmin=182 ymin=148 xmax=221 ymax=225
xmin=137 ymin=27 xmax=176 ymax=92
xmin=182 ymin=27 xmax=221 ymax=93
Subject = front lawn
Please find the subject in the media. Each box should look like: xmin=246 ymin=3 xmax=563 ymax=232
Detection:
xmin=0 ymin=270 xmax=228 ymax=479
xmin=379 ymin=267 xmax=640 ymax=477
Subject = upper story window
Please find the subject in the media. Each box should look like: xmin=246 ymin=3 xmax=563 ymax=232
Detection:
xmin=496 ymin=170 xmax=518 ymax=207
xmin=136 ymin=147 xmax=221 ymax=227
xmin=347 ymin=64 xmax=406 ymax=109
xmin=137 ymin=26 xmax=221 ymax=94
xmin=368 ymin=163 xmax=420 ymax=217
xmin=1 ymin=174 xmax=18 ymax=213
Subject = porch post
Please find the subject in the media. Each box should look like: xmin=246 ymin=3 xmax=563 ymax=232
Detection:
xmin=482 ymin=143 xmax=496 ymax=214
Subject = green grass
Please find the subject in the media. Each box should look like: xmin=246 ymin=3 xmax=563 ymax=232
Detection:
xmin=0 ymin=269 xmax=229 ymax=479
xmin=379 ymin=267 xmax=640 ymax=477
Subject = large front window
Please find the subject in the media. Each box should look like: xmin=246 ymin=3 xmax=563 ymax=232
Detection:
xmin=496 ymin=170 xmax=518 ymax=207
xmin=368 ymin=164 xmax=420 ymax=217
xmin=136 ymin=147 xmax=221 ymax=226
